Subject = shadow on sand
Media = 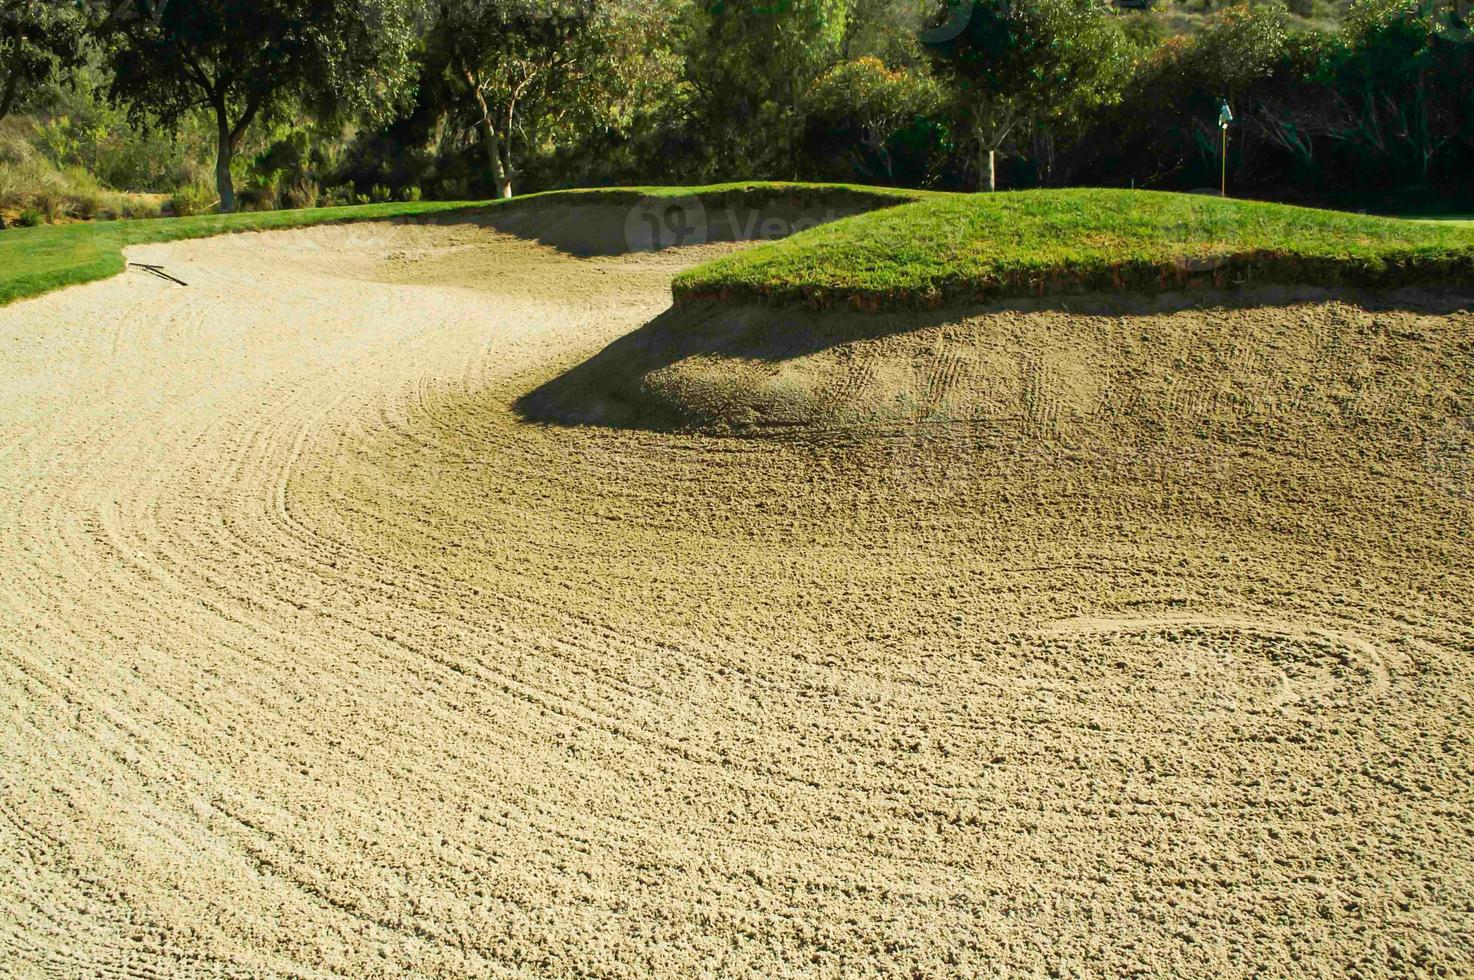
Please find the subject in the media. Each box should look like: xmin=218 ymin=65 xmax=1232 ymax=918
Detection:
xmin=514 ymin=285 xmax=1474 ymax=434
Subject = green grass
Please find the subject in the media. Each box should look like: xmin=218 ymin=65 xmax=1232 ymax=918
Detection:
xmin=1409 ymin=215 xmax=1474 ymax=226
xmin=501 ymin=181 xmax=920 ymax=206
xmin=674 ymin=188 xmax=1474 ymax=309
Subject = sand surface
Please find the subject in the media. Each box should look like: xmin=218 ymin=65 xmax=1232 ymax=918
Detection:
xmin=2 ymin=216 xmax=1472 ymax=976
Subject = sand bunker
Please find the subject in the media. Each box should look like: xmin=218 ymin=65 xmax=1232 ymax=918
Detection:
xmin=1 ymin=214 xmax=1472 ymax=976
xmin=519 ymin=290 xmax=1474 ymax=438
xmin=477 ymin=195 xmax=877 ymax=256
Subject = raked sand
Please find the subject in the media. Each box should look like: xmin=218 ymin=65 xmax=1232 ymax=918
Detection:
xmin=1 ymin=215 xmax=1471 ymax=976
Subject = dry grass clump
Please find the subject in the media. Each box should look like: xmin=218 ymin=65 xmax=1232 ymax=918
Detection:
xmin=0 ymin=120 xmax=163 ymax=227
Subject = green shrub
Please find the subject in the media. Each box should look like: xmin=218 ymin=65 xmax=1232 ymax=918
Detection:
xmin=16 ymin=209 xmax=43 ymax=227
xmin=168 ymin=184 xmax=216 ymax=217
xmin=436 ymin=177 xmax=469 ymax=200
xmin=370 ymin=183 xmax=392 ymax=204
xmin=237 ymin=185 xmax=278 ymax=211
xmin=117 ymin=196 xmax=161 ymax=220
xmin=34 ymin=189 xmax=73 ymax=223
xmin=321 ymin=183 xmax=355 ymax=207
xmin=282 ymin=176 xmax=320 ymax=210
xmin=0 ymin=125 xmax=38 ymax=168
xmin=71 ymin=192 xmax=101 ymax=220
xmin=402 ymin=185 xmax=422 ymax=202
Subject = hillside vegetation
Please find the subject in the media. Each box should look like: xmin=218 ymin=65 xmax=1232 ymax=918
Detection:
xmin=3 ymin=0 xmax=1471 ymax=224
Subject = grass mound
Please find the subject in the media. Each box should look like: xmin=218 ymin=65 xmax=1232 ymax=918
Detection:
xmin=477 ymin=182 xmax=911 ymax=256
xmin=674 ymin=189 xmax=1474 ymax=310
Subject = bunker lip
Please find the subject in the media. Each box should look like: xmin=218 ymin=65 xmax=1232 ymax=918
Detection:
xmin=672 ymin=271 xmax=1474 ymax=312
xmin=670 ymin=282 xmax=1474 ymax=317
xmin=516 ymin=286 xmax=1474 ymax=436
xmin=467 ymin=187 xmax=908 ymax=257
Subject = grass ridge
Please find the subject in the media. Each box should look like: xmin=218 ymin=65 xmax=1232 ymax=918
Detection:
xmin=673 ymin=188 xmax=1474 ymax=310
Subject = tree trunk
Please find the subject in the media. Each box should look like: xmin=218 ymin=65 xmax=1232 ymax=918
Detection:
xmin=0 ymin=68 xmax=20 ymax=124
xmin=468 ymin=78 xmax=510 ymax=199
xmin=975 ymin=135 xmax=997 ymax=192
xmin=497 ymin=138 xmax=513 ymax=199
xmin=499 ymin=101 xmax=517 ymax=199
xmin=214 ymin=106 xmax=236 ymax=213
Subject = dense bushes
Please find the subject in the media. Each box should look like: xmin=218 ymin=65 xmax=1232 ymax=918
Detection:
xmin=1076 ymin=0 xmax=1474 ymax=202
xmin=2 ymin=0 xmax=1471 ymax=226
xmin=0 ymin=118 xmax=161 ymax=224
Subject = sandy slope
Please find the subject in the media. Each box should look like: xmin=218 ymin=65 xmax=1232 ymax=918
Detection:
xmin=1 ymin=216 xmax=1472 ymax=977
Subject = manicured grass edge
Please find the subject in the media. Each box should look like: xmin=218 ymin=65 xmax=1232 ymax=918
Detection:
xmin=673 ymin=247 xmax=1474 ymax=311
xmin=10 ymin=183 xmax=1472 ymax=313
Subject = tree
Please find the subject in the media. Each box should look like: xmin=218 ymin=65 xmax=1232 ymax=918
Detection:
xmin=1250 ymin=32 xmax=1334 ymax=179
xmin=0 ymin=0 xmax=89 ymax=123
xmin=811 ymin=57 xmax=941 ymax=182
xmin=101 ymin=0 xmax=416 ymax=212
xmin=682 ymin=0 xmax=849 ymax=178
xmin=1168 ymin=2 xmax=1291 ymax=186
xmin=433 ymin=0 xmax=601 ymax=199
xmin=923 ymin=0 xmax=1127 ymax=191
xmin=838 ymin=0 xmax=925 ymax=66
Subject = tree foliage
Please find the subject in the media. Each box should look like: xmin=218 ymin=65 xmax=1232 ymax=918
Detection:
xmin=924 ymin=0 xmax=1129 ymax=189
xmin=1 ymin=0 xmax=89 ymax=122
xmin=101 ymin=0 xmax=416 ymax=210
xmin=432 ymin=0 xmax=602 ymax=199
xmin=7 ymin=0 xmax=1474 ymax=218
xmin=683 ymin=0 xmax=850 ymax=177
xmin=811 ymin=57 xmax=942 ymax=183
